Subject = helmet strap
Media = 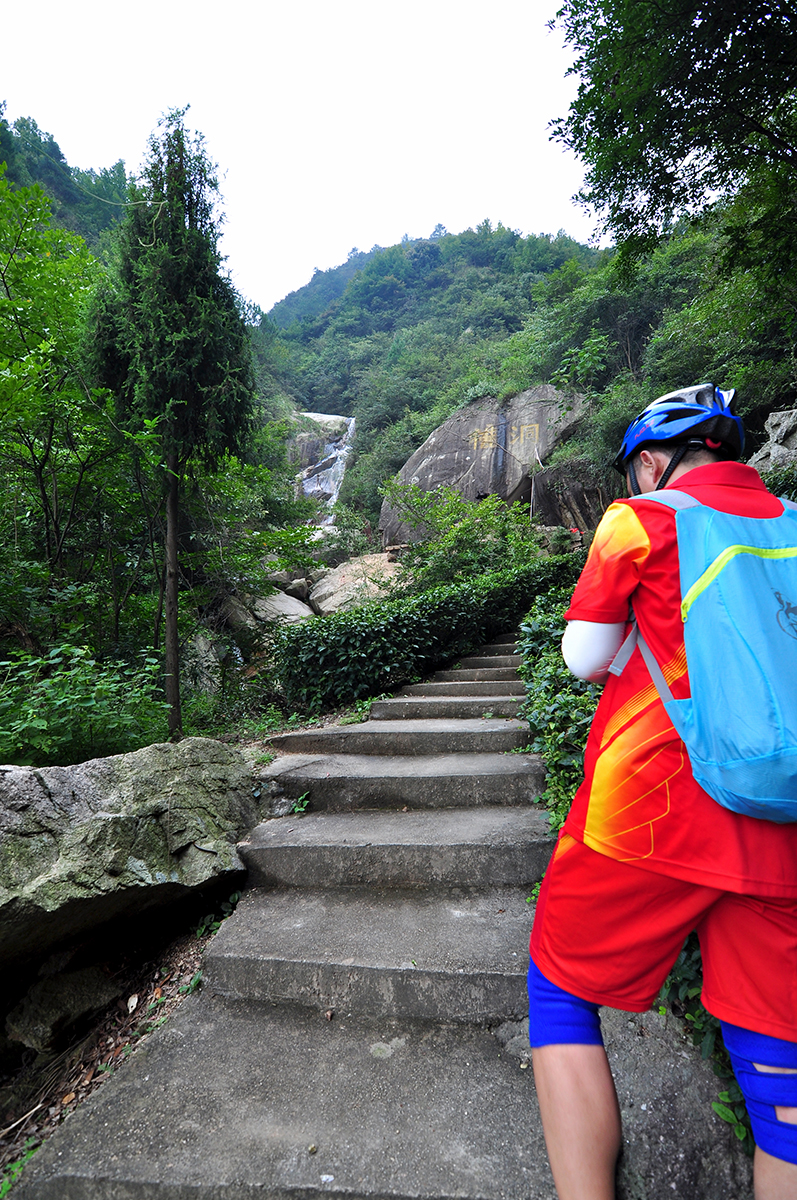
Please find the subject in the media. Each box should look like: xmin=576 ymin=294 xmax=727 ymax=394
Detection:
xmin=627 ymin=458 xmax=642 ymax=496
xmin=656 ymin=443 xmax=689 ymax=490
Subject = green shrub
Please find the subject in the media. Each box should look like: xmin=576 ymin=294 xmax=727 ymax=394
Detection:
xmin=380 ymin=481 xmax=543 ymax=590
xmin=0 ymin=646 xmax=168 ymax=766
xmin=517 ymin=587 xmax=602 ymax=829
xmin=274 ymin=556 xmax=582 ymax=712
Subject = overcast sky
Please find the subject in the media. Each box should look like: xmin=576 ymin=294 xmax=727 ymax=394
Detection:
xmin=3 ymin=0 xmax=597 ymax=312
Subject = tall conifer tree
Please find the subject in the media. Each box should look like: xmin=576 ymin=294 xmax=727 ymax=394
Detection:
xmin=90 ymin=109 xmax=254 ymax=736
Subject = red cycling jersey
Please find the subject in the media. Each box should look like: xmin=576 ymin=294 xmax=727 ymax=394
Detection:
xmin=563 ymin=460 xmax=797 ymax=897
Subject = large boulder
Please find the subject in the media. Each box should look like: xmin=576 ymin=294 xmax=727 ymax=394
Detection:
xmin=0 ymin=738 xmax=259 ymax=968
xmin=288 ymin=413 xmax=351 ymax=471
xmin=530 ymin=460 xmax=611 ymax=531
xmin=308 ymin=552 xmax=400 ymax=614
xmin=247 ymin=592 xmax=315 ymax=623
xmin=379 ymin=386 xmax=585 ymax=544
xmin=747 ymin=409 xmax=797 ymax=473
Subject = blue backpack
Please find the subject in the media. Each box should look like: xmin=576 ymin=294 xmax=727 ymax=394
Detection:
xmin=609 ymin=491 xmax=797 ymax=822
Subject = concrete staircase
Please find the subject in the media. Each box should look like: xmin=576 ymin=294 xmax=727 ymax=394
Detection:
xmin=15 ymin=633 xmax=753 ymax=1200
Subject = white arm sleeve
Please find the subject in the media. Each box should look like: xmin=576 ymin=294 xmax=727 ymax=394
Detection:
xmin=561 ymin=620 xmax=626 ymax=683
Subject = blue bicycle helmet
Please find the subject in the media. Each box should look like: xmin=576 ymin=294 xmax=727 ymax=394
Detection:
xmin=614 ymin=383 xmax=744 ymax=494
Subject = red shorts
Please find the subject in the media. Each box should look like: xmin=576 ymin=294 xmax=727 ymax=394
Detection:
xmin=530 ymin=834 xmax=797 ymax=1043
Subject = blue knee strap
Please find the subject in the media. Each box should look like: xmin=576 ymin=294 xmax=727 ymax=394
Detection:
xmin=722 ymin=1022 xmax=797 ymax=1165
xmin=527 ymin=958 xmax=603 ymax=1048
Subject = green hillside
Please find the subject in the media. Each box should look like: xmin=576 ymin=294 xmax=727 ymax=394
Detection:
xmin=269 ymin=223 xmax=603 ymax=521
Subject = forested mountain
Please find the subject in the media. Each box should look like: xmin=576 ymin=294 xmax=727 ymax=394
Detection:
xmin=263 ymin=206 xmax=795 ymax=525
xmin=266 ymin=224 xmax=603 ymax=520
xmin=0 ymin=104 xmax=128 ymax=251
xmin=3 ymin=3 xmax=797 ymax=761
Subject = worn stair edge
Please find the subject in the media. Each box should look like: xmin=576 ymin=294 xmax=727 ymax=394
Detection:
xmin=14 ymin=993 xmax=752 ymax=1200
xmin=204 ymin=886 xmax=533 ymax=1023
xmin=267 ymin=717 xmax=530 ymax=757
xmin=467 ymin=642 xmax=520 ymax=656
xmin=457 ymin=654 xmax=522 ymax=669
xmin=398 ymin=681 xmax=526 ymax=697
xmin=239 ymin=807 xmax=553 ymax=889
xmin=370 ymin=696 xmax=524 ymax=720
xmin=263 ymin=752 xmax=544 ymax=810
xmin=433 ymin=667 xmax=521 ymax=681
xmin=13 ymin=994 xmax=559 ymax=1200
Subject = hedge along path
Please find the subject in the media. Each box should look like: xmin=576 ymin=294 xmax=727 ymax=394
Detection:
xmin=14 ymin=604 xmax=753 ymax=1199
xmin=272 ymin=555 xmax=581 ymax=713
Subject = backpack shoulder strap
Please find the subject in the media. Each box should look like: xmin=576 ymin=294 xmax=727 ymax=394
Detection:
xmin=625 ymin=490 xmax=702 ymax=511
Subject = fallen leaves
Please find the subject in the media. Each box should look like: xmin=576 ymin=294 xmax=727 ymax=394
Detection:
xmin=0 ymin=931 xmax=207 ymax=1186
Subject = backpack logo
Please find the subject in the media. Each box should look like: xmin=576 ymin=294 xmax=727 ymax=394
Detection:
xmin=775 ymin=590 xmax=797 ymax=640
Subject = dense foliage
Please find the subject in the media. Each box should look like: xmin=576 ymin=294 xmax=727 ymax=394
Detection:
xmin=274 ymin=555 xmax=580 ymax=713
xmin=0 ymin=119 xmax=314 ymax=762
xmin=551 ymin=2 xmax=797 ymax=251
xmin=0 ymin=104 xmax=128 ymax=251
xmin=517 ymin=587 xmax=600 ymax=828
xmin=380 ymin=482 xmax=547 ymax=590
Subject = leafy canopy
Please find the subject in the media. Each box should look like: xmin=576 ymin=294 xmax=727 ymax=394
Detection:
xmin=552 ymin=1 xmax=797 ymax=249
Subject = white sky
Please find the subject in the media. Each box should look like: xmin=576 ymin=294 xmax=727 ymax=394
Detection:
xmin=2 ymin=0 xmax=597 ymax=313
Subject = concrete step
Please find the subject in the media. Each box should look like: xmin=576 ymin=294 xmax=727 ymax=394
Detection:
xmin=458 ymin=654 xmax=522 ymax=669
xmin=371 ymin=696 xmax=524 ymax=720
xmin=399 ymin=680 xmax=526 ymax=697
xmin=204 ymin=886 xmax=534 ymax=1022
xmin=433 ymin=666 xmax=520 ymax=681
xmin=15 ymin=992 xmax=746 ymax=1200
xmin=264 ymin=751 xmax=544 ymax=810
xmin=239 ymin=807 xmax=553 ymax=889
xmin=268 ymin=717 xmax=530 ymax=756
xmin=472 ymin=641 xmax=519 ymax=655
xmin=14 ymin=994 xmax=555 ymax=1200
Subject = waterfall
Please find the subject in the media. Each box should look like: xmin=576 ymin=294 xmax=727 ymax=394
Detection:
xmin=299 ymin=416 xmax=356 ymax=524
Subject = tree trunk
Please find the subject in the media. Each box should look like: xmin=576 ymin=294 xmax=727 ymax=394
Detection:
xmin=164 ymin=452 xmax=182 ymax=739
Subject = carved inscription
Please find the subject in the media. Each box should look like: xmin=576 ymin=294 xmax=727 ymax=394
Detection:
xmin=467 ymin=424 xmax=540 ymax=452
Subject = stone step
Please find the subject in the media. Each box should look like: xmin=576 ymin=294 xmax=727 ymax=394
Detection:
xmin=471 ymin=641 xmax=519 ymax=655
xmin=14 ymin=994 xmax=557 ymax=1200
xmin=264 ymin=752 xmax=544 ymax=810
xmin=433 ymin=666 xmax=521 ymax=681
xmin=204 ymin=886 xmax=534 ymax=1022
xmin=371 ymin=696 xmax=524 ymax=720
xmin=268 ymin=717 xmax=530 ymax=757
xmin=458 ymin=654 xmax=522 ymax=669
xmin=15 ymin=995 xmax=745 ymax=1200
xmin=239 ymin=807 xmax=553 ymax=889
xmin=399 ymin=680 xmax=526 ymax=697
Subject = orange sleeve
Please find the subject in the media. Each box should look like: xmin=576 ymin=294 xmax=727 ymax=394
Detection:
xmin=565 ymin=502 xmax=651 ymax=622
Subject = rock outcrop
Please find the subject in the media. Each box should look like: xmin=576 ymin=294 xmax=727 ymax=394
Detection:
xmin=379 ymin=386 xmax=585 ymax=544
xmin=0 ymin=738 xmax=259 ymax=968
xmin=308 ymin=552 xmax=400 ymax=614
xmin=290 ymin=412 xmax=355 ymax=508
xmin=529 ymin=460 xmax=611 ymax=531
xmin=747 ymin=409 xmax=797 ymax=473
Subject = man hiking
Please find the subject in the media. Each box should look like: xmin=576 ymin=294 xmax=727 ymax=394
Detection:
xmin=528 ymin=383 xmax=797 ymax=1200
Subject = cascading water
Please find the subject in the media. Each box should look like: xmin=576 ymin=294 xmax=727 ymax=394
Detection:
xmin=298 ymin=415 xmax=355 ymax=524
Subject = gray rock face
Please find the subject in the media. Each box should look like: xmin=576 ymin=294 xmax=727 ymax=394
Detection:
xmin=748 ymin=408 xmax=797 ymax=473
xmin=308 ymin=552 xmax=400 ymax=614
xmin=0 ymin=738 xmax=258 ymax=967
xmin=379 ymin=385 xmax=585 ymax=544
xmin=530 ymin=459 xmax=612 ymax=531
xmin=6 ymin=966 xmax=122 ymax=1051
